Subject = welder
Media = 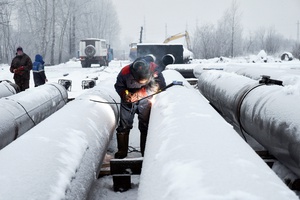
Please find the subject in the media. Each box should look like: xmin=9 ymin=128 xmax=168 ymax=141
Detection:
xmin=114 ymin=56 xmax=166 ymax=158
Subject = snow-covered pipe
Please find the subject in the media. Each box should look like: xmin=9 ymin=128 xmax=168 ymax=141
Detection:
xmin=138 ymin=70 xmax=297 ymax=200
xmin=196 ymin=69 xmax=300 ymax=178
xmin=193 ymin=63 xmax=300 ymax=86
xmin=0 ymin=80 xmax=19 ymax=98
xmin=0 ymin=79 xmax=119 ymax=200
xmin=166 ymin=63 xmax=199 ymax=78
xmin=0 ymin=83 xmax=68 ymax=150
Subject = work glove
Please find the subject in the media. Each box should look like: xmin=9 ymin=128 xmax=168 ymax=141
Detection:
xmin=123 ymin=88 xmax=147 ymax=103
xmin=125 ymin=92 xmax=139 ymax=103
xmin=13 ymin=66 xmax=25 ymax=75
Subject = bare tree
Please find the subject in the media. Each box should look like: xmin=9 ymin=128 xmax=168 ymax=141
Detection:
xmin=50 ymin=0 xmax=55 ymax=65
xmin=40 ymin=0 xmax=49 ymax=57
xmin=292 ymin=42 xmax=300 ymax=59
xmin=219 ymin=0 xmax=243 ymax=57
xmin=0 ymin=0 xmax=14 ymax=63
xmin=243 ymin=31 xmax=255 ymax=54
xmin=264 ymin=27 xmax=282 ymax=54
xmin=56 ymin=0 xmax=72 ymax=63
xmin=255 ymin=27 xmax=266 ymax=50
xmin=193 ymin=24 xmax=216 ymax=59
xmin=76 ymin=0 xmax=120 ymax=46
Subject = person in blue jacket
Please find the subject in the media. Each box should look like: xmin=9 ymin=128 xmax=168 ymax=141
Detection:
xmin=32 ymin=54 xmax=47 ymax=87
xmin=114 ymin=57 xmax=166 ymax=158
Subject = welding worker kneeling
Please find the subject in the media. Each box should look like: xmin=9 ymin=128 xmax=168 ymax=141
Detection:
xmin=114 ymin=57 xmax=166 ymax=158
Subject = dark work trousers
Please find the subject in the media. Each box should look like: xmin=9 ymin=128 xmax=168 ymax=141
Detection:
xmin=116 ymin=99 xmax=152 ymax=134
xmin=14 ymin=78 xmax=29 ymax=91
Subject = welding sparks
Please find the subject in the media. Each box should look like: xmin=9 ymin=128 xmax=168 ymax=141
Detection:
xmin=149 ymin=95 xmax=156 ymax=105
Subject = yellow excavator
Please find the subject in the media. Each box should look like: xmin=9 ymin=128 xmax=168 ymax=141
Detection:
xmin=163 ymin=30 xmax=192 ymax=51
xmin=163 ymin=30 xmax=193 ymax=63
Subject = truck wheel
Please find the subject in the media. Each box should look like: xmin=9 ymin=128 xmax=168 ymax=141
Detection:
xmin=85 ymin=45 xmax=96 ymax=57
xmin=81 ymin=61 xmax=86 ymax=68
xmin=81 ymin=61 xmax=91 ymax=68
xmin=99 ymin=60 xmax=106 ymax=67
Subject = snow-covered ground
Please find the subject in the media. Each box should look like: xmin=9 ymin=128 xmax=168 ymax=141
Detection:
xmin=1 ymin=57 xmax=300 ymax=199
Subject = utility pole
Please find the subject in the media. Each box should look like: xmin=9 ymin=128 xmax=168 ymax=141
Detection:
xmin=297 ymin=20 xmax=299 ymax=43
xmin=143 ymin=16 xmax=146 ymax=42
xmin=139 ymin=26 xmax=143 ymax=43
xmin=165 ymin=23 xmax=168 ymax=39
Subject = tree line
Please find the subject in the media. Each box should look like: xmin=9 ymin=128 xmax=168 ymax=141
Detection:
xmin=192 ymin=1 xmax=300 ymax=60
xmin=0 ymin=0 xmax=298 ymax=64
xmin=0 ymin=0 xmax=120 ymax=65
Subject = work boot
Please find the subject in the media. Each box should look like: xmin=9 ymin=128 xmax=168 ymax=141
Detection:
xmin=115 ymin=132 xmax=129 ymax=159
xmin=140 ymin=133 xmax=147 ymax=157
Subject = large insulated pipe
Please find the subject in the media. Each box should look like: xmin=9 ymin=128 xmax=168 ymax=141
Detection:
xmin=193 ymin=63 xmax=300 ymax=86
xmin=166 ymin=63 xmax=199 ymax=78
xmin=196 ymin=69 xmax=300 ymax=178
xmin=0 ymin=83 xmax=67 ymax=150
xmin=0 ymin=80 xmax=19 ymax=98
xmin=138 ymin=70 xmax=298 ymax=200
xmin=0 ymin=79 xmax=119 ymax=200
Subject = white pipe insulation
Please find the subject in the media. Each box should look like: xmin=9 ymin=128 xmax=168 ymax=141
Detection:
xmin=138 ymin=69 xmax=298 ymax=200
xmin=0 ymin=83 xmax=68 ymax=150
xmin=193 ymin=63 xmax=300 ymax=86
xmin=0 ymin=80 xmax=18 ymax=98
xmin=0 ymin=79 xmax=119 ymax=200
xmin=195 ymin=69 xmax=300 ymax=178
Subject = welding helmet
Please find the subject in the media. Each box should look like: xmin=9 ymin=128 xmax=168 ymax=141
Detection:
xmin=130 ymin=58 xmax=152 ymax=82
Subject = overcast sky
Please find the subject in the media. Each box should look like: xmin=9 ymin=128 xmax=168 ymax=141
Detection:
xmin=111 ymin=0 xmax=300 ymax=48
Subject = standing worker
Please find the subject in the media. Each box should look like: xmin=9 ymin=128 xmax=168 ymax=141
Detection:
xmin=114 ymin=57 xmax=166 ymax=158
xmin=32 ymin=54 xmax=48 ymax=87
xmin=10 ymin=47 xmax=33 ymax=91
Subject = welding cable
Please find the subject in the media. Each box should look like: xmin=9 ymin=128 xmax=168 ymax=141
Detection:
xmin=236 ymin=84 xmax=265 ymax=142
xmin=49 ymin=83 xmax=68 ymax=104
xmin=0 ymin=80 xmax=17 ymax=95
xmin=89 ymin=81 xmax=183 ymax=105
xmin=128 ymin=146 xmax=140 ymax=153
xmin=3 ymin=83 xmax=16 ymax=95
xmin=5 ymin=98 xmax=37 ymax=127
xmin=89 ymin=89 xmax=162 ymax=105
xmin=108 ymin=94 xmax=120 ymax=123
xmin=236 ymin=77 xmax=284 ymax=142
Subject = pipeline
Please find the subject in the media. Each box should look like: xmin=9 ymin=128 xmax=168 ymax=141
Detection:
xmin=196 ymin=69 xmax=300 ymax=178
xmin=0 ymin=83 xmax=67 ymax=150
xmin=0 ymin=80 xmax=19 ymax=98
xmin=0 ymin=79 xmax=119 ymax=200
xmin=166 ymin=63 xmax=199 ymax=78
xmin=193 ymin=63 xmax=300 ymax=86
xmin=138 ymin=70 xmax=297 ymax=200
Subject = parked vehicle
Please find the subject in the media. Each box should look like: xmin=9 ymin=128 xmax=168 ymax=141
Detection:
xmin=79 ymin=38 xmax=112 ymax=68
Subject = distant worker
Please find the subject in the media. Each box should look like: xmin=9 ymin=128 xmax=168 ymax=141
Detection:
xmin=114 ymin=57 xmax=166 ymax=158
xmin=32 ymin=54 xmax=48 ymax=87
xmin=10 ymin=47 xmax=33 ymax=91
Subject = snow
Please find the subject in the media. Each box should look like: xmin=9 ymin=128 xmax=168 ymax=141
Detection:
xmin=0 ymin=78 xmax=120 ymax=199
xmin=195 ymin=68 xmax=300 ymax=178
xmin=138 ymin=70 xmax=298 ymax=200
xmin=0 ymin=83 xmax=67 ymax=149
xmin=0 ymin=58 xmax=300 ymax=199
xmin=0 ymin=81 xmax=16 ymax=98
